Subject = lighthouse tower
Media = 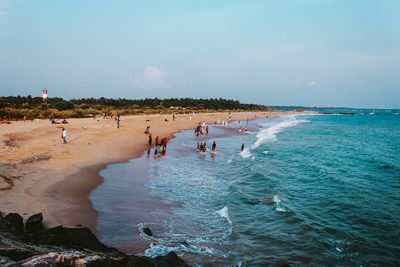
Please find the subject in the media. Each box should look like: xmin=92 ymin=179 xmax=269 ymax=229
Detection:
xmin=42 ymin=89 xmax=48 ymax=102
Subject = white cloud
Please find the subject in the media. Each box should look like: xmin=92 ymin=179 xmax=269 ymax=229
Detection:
xmin=306 ymin=81 xmax=317 ymax=86
xmin=129 ymin=65 xmax=169 ymax=89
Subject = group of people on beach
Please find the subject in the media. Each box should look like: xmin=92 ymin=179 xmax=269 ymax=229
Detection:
xmin=147 ymin=134 xmax=169 ymax=158
xmin=194 ymin=121 xmax=209 ymax=136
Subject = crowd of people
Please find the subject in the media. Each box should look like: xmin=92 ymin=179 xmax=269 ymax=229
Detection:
xmin=194 ymin=121 xmax=209 ymax=136
xmin=146 ymin=132 xmax=169 ymax=158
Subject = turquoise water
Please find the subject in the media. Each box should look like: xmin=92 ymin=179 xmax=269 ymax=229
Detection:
xmin=93 ymin=110 xmax=400 ymax=266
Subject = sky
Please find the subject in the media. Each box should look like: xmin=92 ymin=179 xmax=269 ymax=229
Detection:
xmin=0 ymin=0 xmax=399 ymax=108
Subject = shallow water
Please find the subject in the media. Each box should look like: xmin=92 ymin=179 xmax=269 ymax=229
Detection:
xmin=92 ymin=109 xmax=400 ymax=266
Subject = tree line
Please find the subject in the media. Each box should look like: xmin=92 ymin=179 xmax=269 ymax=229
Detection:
xmin=0 ymin=96 xmax=269 ymax=119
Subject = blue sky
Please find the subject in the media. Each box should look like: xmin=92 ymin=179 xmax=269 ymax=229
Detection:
xmin=0 ymin=0 xmax=399 ymax=108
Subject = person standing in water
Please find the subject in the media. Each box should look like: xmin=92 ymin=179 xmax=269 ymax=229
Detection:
xmin=163 ymin=137 xmax=168 ymax=150
xmin=62 ymin=127 xmax=67 ymax=144
xmin=241 ymin=144 xmax=244 ymax=151
xmin=212 ymin=141 xmax=216 ymax=152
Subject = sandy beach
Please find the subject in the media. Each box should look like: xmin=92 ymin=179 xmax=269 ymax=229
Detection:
xmin=0 ymin=111 xmax=297 ymax=232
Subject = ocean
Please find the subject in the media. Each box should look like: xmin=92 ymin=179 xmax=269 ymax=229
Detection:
xmin=91 ymin=109 xmax=400 ymax=266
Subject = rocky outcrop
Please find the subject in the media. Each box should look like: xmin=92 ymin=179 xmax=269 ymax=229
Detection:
xmin=2 ymin=213 xmax=24 ymax=235
xmin=0 ymin=212 xmax=190 ymax=267
xmin=24 ymin=213 xmax=45 ymax=234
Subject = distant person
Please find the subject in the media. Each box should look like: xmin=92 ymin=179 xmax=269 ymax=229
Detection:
xmin=148 ymin=134 xmax=152 ymax=146
xmin=155 ymin=136 xmax=159 ymax=146
xmin=163 ymin=137 xmax=168 ymax=150
xmin=212 ymin=141 xmax=216 ymax=152
xmin=241 ymin=144 xmax=244 ymax=151
xmin=62 ymin=128 xmax=67 ymax=144
xmin=173 ymin=114 xmax=176 ymax=121
xmin=117 ymin=114 xmax=121 ymax=128
xmin=157 ymin=144 xmax=162 ymax=155
xmin=145 ymin=125 xmax=151 ymax=134
xmin=206 ymin=126 xmax=209 ymax=135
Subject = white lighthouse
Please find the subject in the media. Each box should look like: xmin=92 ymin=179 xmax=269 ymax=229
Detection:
xmin=42 ymin=89 xmax=48 ymax=102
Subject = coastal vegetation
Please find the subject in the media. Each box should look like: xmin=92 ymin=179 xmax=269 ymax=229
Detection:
xmin=0 ymin=96 xmax=269 ymax=120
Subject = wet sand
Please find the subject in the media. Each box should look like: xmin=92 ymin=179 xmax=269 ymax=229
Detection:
xmin=0 ymin=111 xmax=300 ymax=232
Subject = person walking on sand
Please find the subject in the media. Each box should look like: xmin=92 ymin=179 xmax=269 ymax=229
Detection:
xmin=155 ymin=136 xmax=159 ymax=146
xmin=148 ymin=134 xmax=152 ymax=146
xmin=62 ymin=127 xmax=67 ymax=144
xmin=117 ymin=114 xmax=121 ymax=128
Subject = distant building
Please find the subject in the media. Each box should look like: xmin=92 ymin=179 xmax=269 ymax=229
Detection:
xmin=42 ymin=89 xmax=48 ymax=102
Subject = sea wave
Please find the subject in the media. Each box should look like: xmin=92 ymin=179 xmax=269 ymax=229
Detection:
xmin=273 ymin=195 xmax=287 ymax=213
xmin=217 ymin=206 xmax=233 ymax=237
xmin=240 ymin=118 xmax=309 ymax=158
xmin=217 ymin=206 xmax=232 ymax=225
xmin=254 ymin=119 xmax=309 ymax=148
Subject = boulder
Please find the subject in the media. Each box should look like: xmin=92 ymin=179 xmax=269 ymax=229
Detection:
xmin=0 ymin=212 xmax=190 ymax=267
xmin=25 ymin=213 xmax=44 ymax=234
xmin=29 ymin=226 xmax=115 ymax=252
xmin=143 ymin=227 xmax=153 ymax=237
xmin=127 ymin=252 xmax=190 ymax=267
xmin=4 ymin=213 xmax=24 ymax=235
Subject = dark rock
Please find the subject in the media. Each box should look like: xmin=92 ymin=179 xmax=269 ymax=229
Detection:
xmin=0 ymin=231 xmax=43 ymax=262
xmin=16 ymin=252 xmax=126 ymax=267
xmin=143 ymin=227 xmax=153 ymax=236
xmin=0 ymin=212 xmax=190 ymax=267
xmin=4 ymin=213 xmax=24 ymax=235
xmin=29 ymin=226 xmax=115 ymax=252
xmin=25 ymin=213 xmax=44 ymax=234
xmin=0 ymin=244 xmax=38 ymax=261
xmin=155 ymin=252 xmax=189 ymax=267
xmin=127 ymin=252 xmax=190 ymax=267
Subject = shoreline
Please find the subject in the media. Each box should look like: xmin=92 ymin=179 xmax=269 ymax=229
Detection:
xmin=0 ymin=111 xmax=304 ymax=234
xmin=92 ymin=116 xmax=270 ymax=253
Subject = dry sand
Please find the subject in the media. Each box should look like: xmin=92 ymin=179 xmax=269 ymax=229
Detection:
xmin=0 ymin=111 xmax=297 ymax=231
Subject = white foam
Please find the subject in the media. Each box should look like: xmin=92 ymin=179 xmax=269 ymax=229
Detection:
xmin=137 ymin=223 xmax=154 ymax=240
xmin=273 ymin=195 xmax=287 ymax=212
xmin=217 ymin=206 xmax=232 ymax=225
xmin=239 ymin=148 xmax=252 ymax=159
xmin=239 ymin=118 xmax=309 ymax=159
xmin=253 ymin=119 xmax=309 ymax=149
xmin=273 ymin=195 xmax=281 ymax=204
xmin=275 ymin=206 xmax=287 ymax=212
